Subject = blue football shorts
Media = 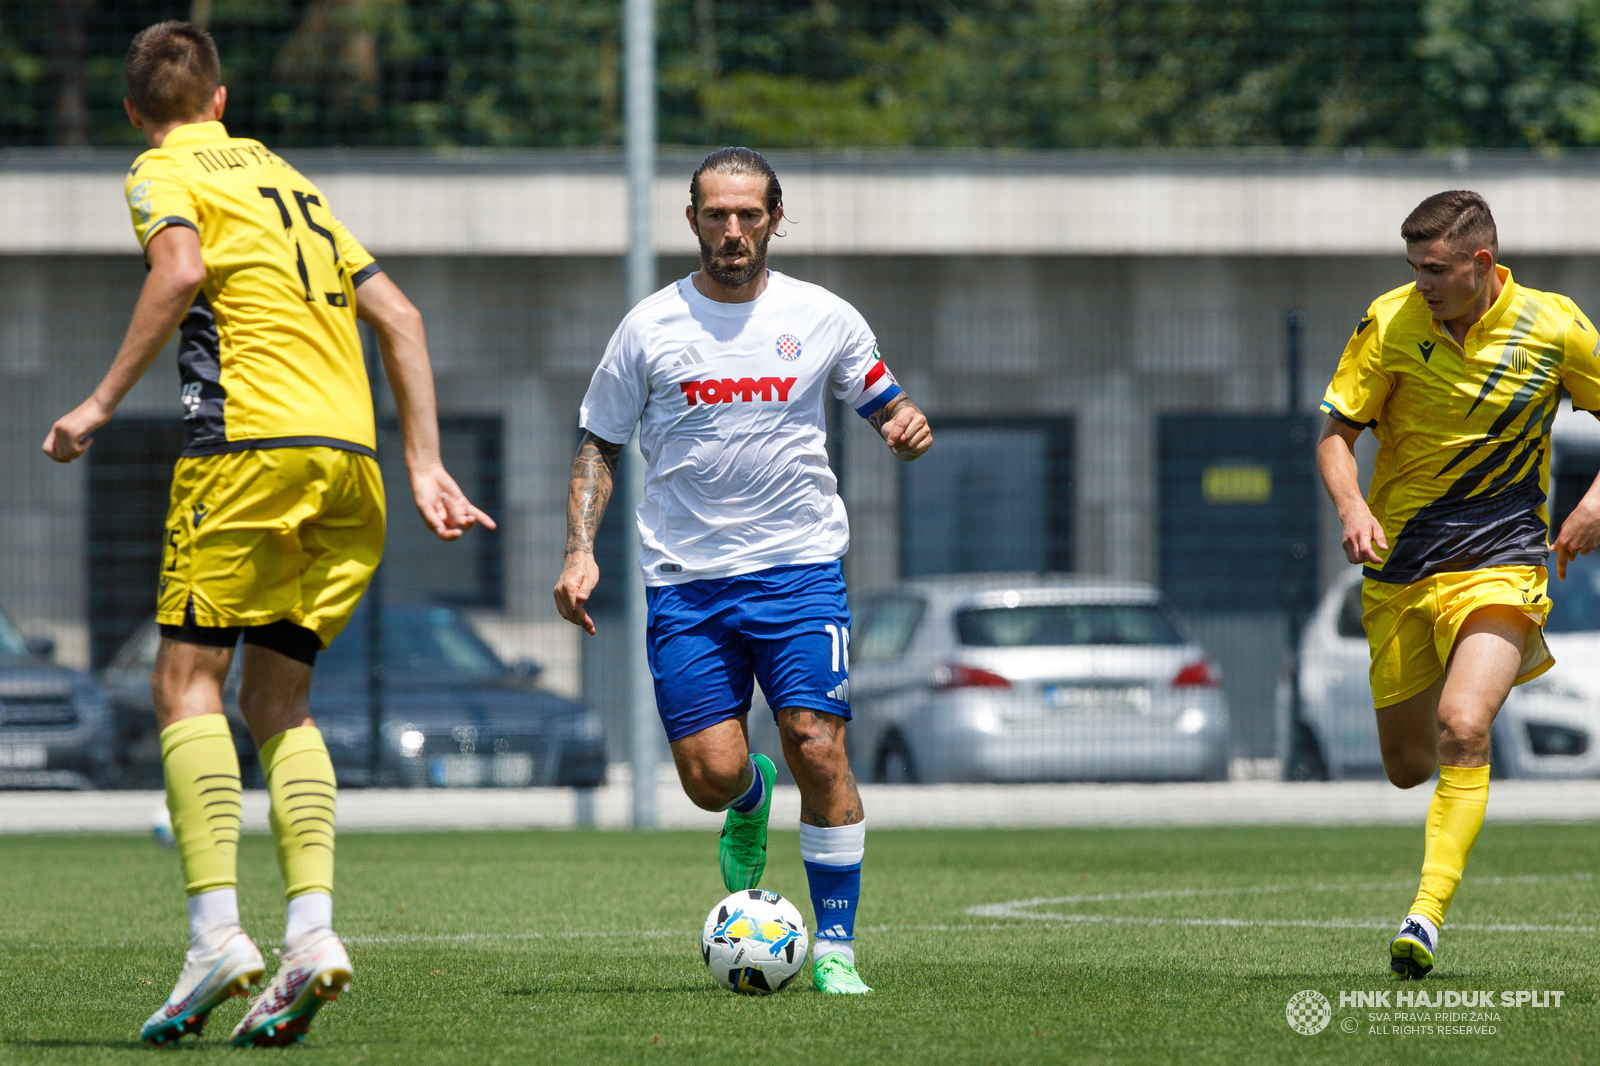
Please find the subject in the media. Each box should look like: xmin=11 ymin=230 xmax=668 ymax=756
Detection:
xmin=645 ymin=561 xmax=852 ymax=743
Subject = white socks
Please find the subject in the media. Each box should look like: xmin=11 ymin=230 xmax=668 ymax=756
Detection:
xmin=1402 ymin=913 xmax=1440 ymax=947
xmin=188 ymin=887 xmax=240 ymax=952
xmin=186 ymin=888 xmax=334 ymax=954
xmin=798 ymin=821 xmax=866 ymax=867
xmin=285 ymin=891 xmax=334 ymax=948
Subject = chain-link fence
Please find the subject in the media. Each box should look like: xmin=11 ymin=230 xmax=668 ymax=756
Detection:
xmin=6 ymin=1 xmax=1600 ymax=152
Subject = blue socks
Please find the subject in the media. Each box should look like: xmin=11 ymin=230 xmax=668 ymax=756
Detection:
xmin=799 ymin=820 xmax=866 ymax=964
xmin=727 ymin=756 xmax=766 ymax=814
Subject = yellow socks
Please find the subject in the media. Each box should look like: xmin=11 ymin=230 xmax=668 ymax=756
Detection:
xmin=159 ymin=715 xmax=241 ymax=896
xmin=1410 ymin=764 xmax=1491 ymax=928
xmin=260 ymin=726 xmax=337 ymax=900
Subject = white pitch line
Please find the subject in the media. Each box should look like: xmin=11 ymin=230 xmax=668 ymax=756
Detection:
xmin=967 ymin=871 xmax=1600 ymax=932
xmin=966 ymin=871 xmax=1592 ymax=916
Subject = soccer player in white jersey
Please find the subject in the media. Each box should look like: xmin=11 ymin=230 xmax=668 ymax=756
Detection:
xmin=553 ymin=147 xmax=931 ymax=995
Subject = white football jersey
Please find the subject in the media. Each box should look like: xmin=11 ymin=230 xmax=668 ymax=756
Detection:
xmin=580 ymin=271 xmax=903 ymax=586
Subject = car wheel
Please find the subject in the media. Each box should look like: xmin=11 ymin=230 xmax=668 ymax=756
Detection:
xmin=1285 ymin=720 xmax=1328 ymax=782
xmin=874 ymin=733 xmax=918 ymax=784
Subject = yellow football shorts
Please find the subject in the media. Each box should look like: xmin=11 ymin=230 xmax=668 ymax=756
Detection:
xmin=157 ymin=446 xmax=385 ymax=647
xmin=1362 ymin=565 xmax=1553 ymax=709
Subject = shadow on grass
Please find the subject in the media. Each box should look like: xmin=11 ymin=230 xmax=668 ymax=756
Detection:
xmin=499 ymin=984 xmax=714 ymax=996
xmin=6 ymin=1038 xmax=148 ymax=1050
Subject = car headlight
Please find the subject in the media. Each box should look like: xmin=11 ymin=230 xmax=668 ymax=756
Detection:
xmin=399 ymin=728 xmax=425 ymax=757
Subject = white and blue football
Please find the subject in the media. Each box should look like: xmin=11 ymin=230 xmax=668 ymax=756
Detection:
xmin=701 ymin=889 xmax=809 ymax=995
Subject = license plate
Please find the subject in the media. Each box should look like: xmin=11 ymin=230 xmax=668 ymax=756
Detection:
xmin=0 ymin=744 xmax=47 ymax=769
xmin=429 ymin=754 xmax=485 ymax=787
xmin=429 ymin=753 xmax=535 ymax=788
xmin=1043 ymin=685 xmax=1151 ymax=714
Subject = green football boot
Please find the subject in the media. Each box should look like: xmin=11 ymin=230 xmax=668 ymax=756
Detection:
xmin=812 ymin=952 xmax=873 ymax=994
xmin=718 ymin=753 xmax=776 ymax=892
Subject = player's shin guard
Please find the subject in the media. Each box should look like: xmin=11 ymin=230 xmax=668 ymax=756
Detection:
xmin=261 ymin=726 xmax=337 ymax=902
xmin=1410 ymin=764 xmax=1490 ymax=928
xmin=800 ymin=820 xmax=865 ymax=964
xmin=160 ymin=715 xmax=241 ymax=896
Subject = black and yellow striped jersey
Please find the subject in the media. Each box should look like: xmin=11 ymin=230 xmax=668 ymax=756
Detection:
xmin=1323 ymin=266 xmax=1600 ymax=584
xmin=126 ymin=121 xmax=380 ymax=457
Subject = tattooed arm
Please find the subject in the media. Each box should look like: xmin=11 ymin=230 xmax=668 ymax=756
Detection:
xmin=868 ymin=394 xmax=932 ymax=461
xmin=553 ymin=431 xmax=624 ymax=635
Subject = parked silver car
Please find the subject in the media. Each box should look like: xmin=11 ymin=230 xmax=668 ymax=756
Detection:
xmin=1286 ymin=557 xmax=1600 ymax=780
xmin=0 ymin=610 xmax=112 ymax=789
xmin=756 ymin=573 xmax=1230 ymax=783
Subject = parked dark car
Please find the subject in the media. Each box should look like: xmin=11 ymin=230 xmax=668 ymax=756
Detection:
xmin=101 ymin=603 xmax=606 ymax=789
xmin=0 ymin=610 xmax=113 ymax=789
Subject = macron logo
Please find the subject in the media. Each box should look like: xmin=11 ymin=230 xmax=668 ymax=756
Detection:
xmin=680 ymin=377 xmax=797 ymax=406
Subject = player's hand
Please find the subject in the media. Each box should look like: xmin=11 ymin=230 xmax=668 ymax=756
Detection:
xmin=1552 ymin=497 xmax=1600 ymax=579
xmin=880 ymin=402 xmax=932 ymax=461
xmin=409 ymin=464 xmax=496 ymax=541
xmin=554 ymin=553 xmax=600 ymax=635
xmin=41 ymin=397 xmax=111 ymax=464
xmin=1340 ymin=506 xmax=1387 ymax=565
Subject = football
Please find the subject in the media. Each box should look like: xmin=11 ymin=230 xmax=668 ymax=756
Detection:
xmin=700 ymin=889 xmax=809 ymax=995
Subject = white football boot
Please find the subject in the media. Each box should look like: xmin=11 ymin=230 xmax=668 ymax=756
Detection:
xmin=230 ymin=930 xmax=352 ymax=1047
xmin=140 ymin=928 xmax=265 ymax=1045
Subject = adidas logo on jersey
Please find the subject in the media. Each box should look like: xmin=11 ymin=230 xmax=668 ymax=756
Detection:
xmin=680 ymin=377 xmax=797 ymax=406
xmin=826 ymin=680 xmax=850 ymax=702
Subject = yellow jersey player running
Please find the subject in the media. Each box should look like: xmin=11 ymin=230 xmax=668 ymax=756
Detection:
xmin=42 ymin=22 xmax=493 ymax=1046
xmin=1318 ymin=190 xmax=1600 ymax=979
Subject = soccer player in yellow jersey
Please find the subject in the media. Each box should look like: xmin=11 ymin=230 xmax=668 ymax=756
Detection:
xmin=41 ymin=22 xmax=493 ymax=1045
xmin=1319 ymin=190 xmax=1600 ymax=979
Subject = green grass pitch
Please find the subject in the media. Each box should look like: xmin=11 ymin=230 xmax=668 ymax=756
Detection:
xmin=0 ymin=823 xmax=1595 ymax=1064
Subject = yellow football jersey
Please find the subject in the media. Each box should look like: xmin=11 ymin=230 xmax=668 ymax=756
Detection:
xmin=125 ymin=121 xmax=379 ymax=457
xmin=1323 ymin=266 xmax=1600 ymax=584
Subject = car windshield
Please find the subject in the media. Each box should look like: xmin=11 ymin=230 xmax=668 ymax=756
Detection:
xmin=0 ymin=611 xmax=27 ymax=656
xmin=318 ymin=605 xmax=506 ymax=679
xmin=1546 ymin=551 xmax=1600 ymax=633
xmin=956 ymin=603 xmax=1185 ymax=647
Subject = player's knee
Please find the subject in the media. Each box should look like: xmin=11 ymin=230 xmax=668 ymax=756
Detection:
xmin=677 ymin=757 xmax=744 ymax=811
xmin=1382 ymin=752 xmax=1434 ymax=789
xmin=1436 ymin=712 xmax=1491 ymax=762
xmin=779 ymin=718 xmax=848 ymax=785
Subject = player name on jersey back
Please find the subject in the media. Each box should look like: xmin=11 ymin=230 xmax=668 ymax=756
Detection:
xmin=126 ymin=121 xmax=380 ymax=458
xmin=580 ymin=272 xmax=902 ymax=586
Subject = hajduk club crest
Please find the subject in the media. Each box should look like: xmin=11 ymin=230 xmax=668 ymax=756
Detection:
xmin=775 ymin=334 xmax=802 ymax=361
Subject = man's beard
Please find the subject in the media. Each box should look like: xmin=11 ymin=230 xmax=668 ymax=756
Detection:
xmin=699 ymin=229 xmax=772 ymax=288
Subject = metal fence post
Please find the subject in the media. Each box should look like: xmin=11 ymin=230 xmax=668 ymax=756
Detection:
xmin=1285 ymin=308 xmax=1308 ymax=780
xmin=624 ymin=0 xmax=657 ymax=828
xmin=363 ymin=324 xmax=386 ymax=786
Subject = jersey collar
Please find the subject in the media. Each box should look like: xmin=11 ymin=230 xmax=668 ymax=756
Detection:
xmin=158 ymin=120 xmax=229 ymax=148
xmin=1474 ymin=264 xmax=1516 ymax=333
xmin=1429 ymin=264 xmax=1515 ymax=348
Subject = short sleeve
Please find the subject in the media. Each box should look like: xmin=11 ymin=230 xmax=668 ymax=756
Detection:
xmin=1562 ymin=305 xmax=1600 ymax=415
xmin=579 ymin=318 xmax=649 ymax=445
xmin=828 ymin=307 xmax=903 ymax=418
xmin=331 ymin=217 xmax=380 ymax=286
xmin=1321 ymin=305 xmax=1392 ymax=429
xmin=125 ymin=156 xmax=199 ymax=253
